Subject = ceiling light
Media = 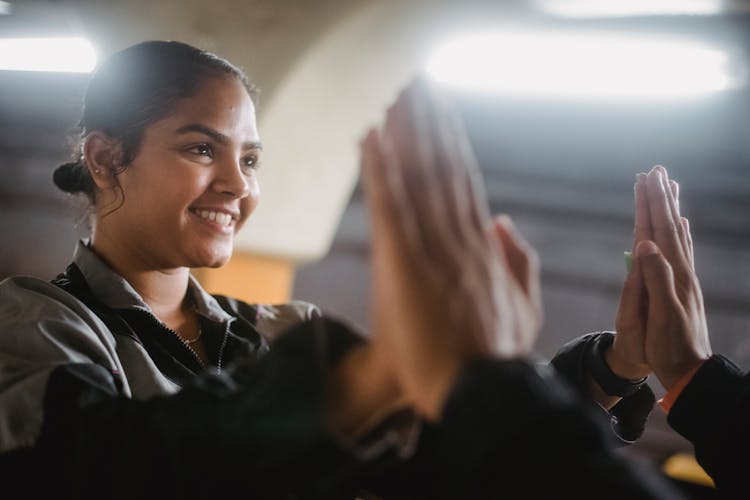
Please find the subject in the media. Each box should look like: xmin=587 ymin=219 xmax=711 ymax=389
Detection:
xmin=534 ymin=0 xmax=722 ymax=18
xmin=0 ymin=2 xmax=11 ymax=15
xmin=426 ymin=32 xmax=738 ymax=101
xmin=0 ymin=37 xmax=96 ymax=73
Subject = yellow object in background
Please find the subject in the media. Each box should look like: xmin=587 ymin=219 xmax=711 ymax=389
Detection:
xmin=193 ymin=251 xmax=295 ymax=305
xmin=662 ymin=453 xmax=715 ymax=488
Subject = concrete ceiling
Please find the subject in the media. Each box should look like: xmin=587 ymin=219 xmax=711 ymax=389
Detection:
xmin=1 ymin=0 xmax=374 ymax=105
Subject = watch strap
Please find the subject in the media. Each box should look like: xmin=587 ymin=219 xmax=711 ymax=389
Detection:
xmin=586 ymin=332 xmax=648 ymax=398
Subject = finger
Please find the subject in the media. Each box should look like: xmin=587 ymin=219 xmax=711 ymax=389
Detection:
xmin=645 ymin=166 xmax=685 ymax=267
xmin=660 ymin=169 xmax=687 ymax=243
xmin=657 ymin=166 xmax=680 ymax=218
xmin=360 ymin=129 xmax=415 ymax=268
xmin=636 ymin=239 xmax=680 ymax=314
xmin=633 ymin=173 xmax=652 ymax=248
xmin=360 ymin=129 xmax=391 ymax=236
xmin=493 ymin=215 xmax=544 ymax=352
xmin=492 ymin=215 xmax=541 ymax=307
xmin=506 ymin=279 xmax=541 ymax=355
xmin=669 ymin=179 xmax=680 ymax=215
xmin=658 ymin=166 xmax=692 ymax=265
xmin=668 ymin=178 xmax=692 ymax=265
xmin=682 ymin=217 xmax=694 ymax=269
xmin=658 ymin=167 xmax=690 ymax=256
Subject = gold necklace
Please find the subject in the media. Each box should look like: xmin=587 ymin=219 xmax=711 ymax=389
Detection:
xmin=182 ymin=324 xmax=202 ymax=344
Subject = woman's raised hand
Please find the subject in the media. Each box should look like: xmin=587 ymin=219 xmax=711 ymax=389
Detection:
xmin=360 ymin=78 xmax=542 ymax=420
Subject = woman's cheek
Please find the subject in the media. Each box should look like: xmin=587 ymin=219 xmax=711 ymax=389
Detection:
xmin=236 ymin=182 xmax=260 ymax=231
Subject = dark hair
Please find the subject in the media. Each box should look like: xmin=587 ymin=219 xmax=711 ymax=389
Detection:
xmin=53 ymin=40 xmax=258 ymax=202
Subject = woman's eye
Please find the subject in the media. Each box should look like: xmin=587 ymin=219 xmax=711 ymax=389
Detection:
xmin=241 ymin=155 xmax=260 ymax=172
xmin=188 ymin=144 xmax=213 ymax=158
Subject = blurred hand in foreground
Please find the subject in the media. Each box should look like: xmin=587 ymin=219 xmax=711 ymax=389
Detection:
xmin=360 ymin=77 xmax=542 ymax=420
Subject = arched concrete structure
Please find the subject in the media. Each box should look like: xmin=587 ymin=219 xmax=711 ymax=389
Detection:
xmin=235 ymin=0 xmax=512 ymax=262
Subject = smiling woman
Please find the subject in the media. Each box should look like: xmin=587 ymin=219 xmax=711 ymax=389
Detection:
xmin=48 ymin=41 xmax=265 ymax=362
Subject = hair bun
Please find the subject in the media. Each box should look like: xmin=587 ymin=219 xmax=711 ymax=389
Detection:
xmin=53 ymin=160 xmax=88 ymax=194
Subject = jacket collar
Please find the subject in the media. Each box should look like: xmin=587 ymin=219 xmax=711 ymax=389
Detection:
xmin=72 ymin=240 xmax=234 ymax=324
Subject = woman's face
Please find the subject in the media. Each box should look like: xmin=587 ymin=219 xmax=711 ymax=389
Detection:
xmin=98 ymin=76 xmax=261 ymax=269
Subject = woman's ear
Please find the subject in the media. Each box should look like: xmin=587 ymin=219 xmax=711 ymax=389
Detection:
xmin=82 ymin=132 xmax=122 ymax=189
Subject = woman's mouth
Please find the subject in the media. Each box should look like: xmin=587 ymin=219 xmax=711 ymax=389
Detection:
xmin=189 ymin=208 xmax=236 ymax=232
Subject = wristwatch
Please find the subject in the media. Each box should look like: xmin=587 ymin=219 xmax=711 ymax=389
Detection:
xmin=586 ymin=332 xmax=648 ymax=398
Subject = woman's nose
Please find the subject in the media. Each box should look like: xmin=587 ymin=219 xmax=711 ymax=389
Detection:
xmin=213 ymin=156 xmax=250 ymax=198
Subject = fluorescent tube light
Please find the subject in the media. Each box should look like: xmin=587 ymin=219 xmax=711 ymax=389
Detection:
xmin=0 ymin=37 xmax=96 ymax=73
xmin=426 ymin=32 xmax=735 ymax=100
xmin=534 ymin=0 xmax=722 ymax=18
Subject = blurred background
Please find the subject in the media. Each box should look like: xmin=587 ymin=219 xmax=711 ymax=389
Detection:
xmin=2 ymin=1 xmax=749 ymax=496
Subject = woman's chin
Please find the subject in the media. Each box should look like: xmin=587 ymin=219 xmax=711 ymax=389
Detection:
xmin=203 ymin=257 xmax=230 ymax=268
xmin=191 ymin=244 xmax=233 ymax=268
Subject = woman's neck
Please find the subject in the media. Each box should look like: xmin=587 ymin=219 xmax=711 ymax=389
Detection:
xmin=90 ymin=232 xmax=210 ymax=365
xmin=90 ymin=230 xmax=191 ymax=320
xmin=123 ymin=268 xmax=191 ymax=321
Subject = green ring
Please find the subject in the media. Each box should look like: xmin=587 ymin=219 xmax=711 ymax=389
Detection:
xmin=624 ymin=251 xmax=633 ymax=273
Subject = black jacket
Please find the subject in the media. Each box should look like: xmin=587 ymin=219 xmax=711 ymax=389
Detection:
xmin=668 ymin=354 xmax=750 ymax=498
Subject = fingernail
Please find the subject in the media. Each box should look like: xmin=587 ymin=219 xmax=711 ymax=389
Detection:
xmin=636 ymin=240 xmax=659 ymax=257
xmin=660 ymin=170 xmax=672 ymax=192
xmin=636 ymin=173 xmax=647 ymax=182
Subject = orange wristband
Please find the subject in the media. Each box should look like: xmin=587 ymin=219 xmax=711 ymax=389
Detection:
xmin=658 ymin=361 xmax=706 ymax=414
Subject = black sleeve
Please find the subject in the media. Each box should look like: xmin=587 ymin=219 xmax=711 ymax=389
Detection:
xmin=667 ymin=354 xmax=750 ymax=497
xmin=550 ymin=332 xmax=656 ymax=443
xmin=23 ymin=316 xmax=387 ymax=500
xmin=406 ymin=359 xmax=685 ymax=500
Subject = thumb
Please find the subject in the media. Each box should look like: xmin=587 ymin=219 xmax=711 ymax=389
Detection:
xmin=492 ymin=215 xmax=532 ymax=294
xmin=636 ymin=240 xmax=676 ymax=311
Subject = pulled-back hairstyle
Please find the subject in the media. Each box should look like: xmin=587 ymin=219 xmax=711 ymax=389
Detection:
xmin=53 ymin=40 xmax=257 ymax=203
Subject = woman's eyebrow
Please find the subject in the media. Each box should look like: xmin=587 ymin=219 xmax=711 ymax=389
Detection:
xmin=175 ymin=123 xmax=263 ymax=150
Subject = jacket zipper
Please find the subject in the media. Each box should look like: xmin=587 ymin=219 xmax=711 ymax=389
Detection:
xmin=216 ymin=321 xmax=231 ymax=374
xmin=142 ymin=310 xmax=205 ymax=369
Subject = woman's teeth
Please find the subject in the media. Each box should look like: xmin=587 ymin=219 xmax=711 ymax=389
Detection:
xmin=196 ymin=210 xmax=233 ymax=226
